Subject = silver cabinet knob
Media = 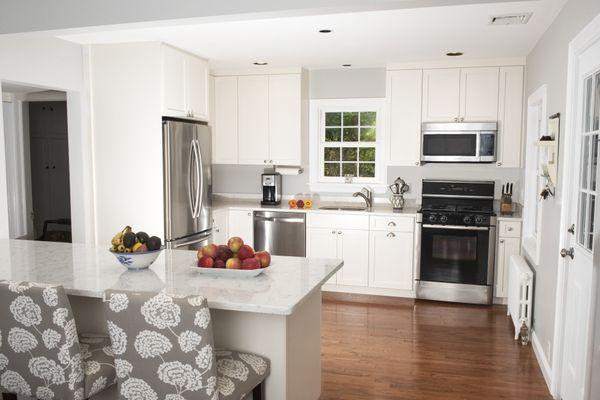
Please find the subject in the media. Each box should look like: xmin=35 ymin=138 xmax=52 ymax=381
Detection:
xmin=331 ymin=230 xmax=336 ymax=234
xmin=388 ymin=221 xmax=396 ymax=227
xmin=497 ymin=162 xmax=503 ymax=166
xmin=337 ymin=231 xmax=342 ymax=235
xmin=247 ymin=212 xmax=252 ymax=216
xmin=263 ymin=160 xmax=267 ymax=163
xmin=387 ymin=232 xmax=396 ymax=238
xmin=560 ymin=247 xmax=575 ymax=259
xmin=453 ymin=117 xmax=459 ymax=122
xmin=459 ymin=117 xmax=464 ymax=122
xmin=499 ymin=239 xmax=504 ymax=243
xmin=507 ymin=227 xmax=513 ymax=231
xmin=415 ymin=161 xmax=420 ymax=166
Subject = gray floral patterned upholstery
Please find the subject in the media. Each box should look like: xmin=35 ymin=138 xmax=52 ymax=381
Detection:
xmin=0 ymin=281 xmax=116 ymax=400
xmin=103 ymin=290 xmax=269 ymax=400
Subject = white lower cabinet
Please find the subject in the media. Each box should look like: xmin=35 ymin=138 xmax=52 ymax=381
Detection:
xmin=337 ymin=230 xmax=370 ymax=287
xmin=369 ymin=230 xmax=414 ymax=290
xmin=495 ymin=220 xmax=522 ymax=299
xmin=306 ymin=227 xmax=339 ymax=285
xmin=212 ymin=209 xmax=229 ymax=245
xmin=227 ymin=209 xmax=254 ymax=247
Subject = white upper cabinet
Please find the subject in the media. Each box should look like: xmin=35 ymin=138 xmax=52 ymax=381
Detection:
xmin=213 ymin=76 xmax=239 ymax=164
xmin=162 ymin=45 xmax=209 ymax=120
xmin=422 ymin=68 xmax=461 ymax=122
xmin=422 ymin=67 xmax=500 ymax=123
xmin=163 ymin=46 xmax=187 ymax=115
xmin=460 ymin=67 xmax=499 ymax=121
xmin=497 ymin=66 xmax=525 ymax=168
xmin=268 ymin=74 xmax=302 ymax=165
xmin=213 ymin=71 xmax=305 ymax=166
xmin=387 ymin=69 xmax=423 ymax=166
xmin=238 ymin=75 xmax=270 ymax=164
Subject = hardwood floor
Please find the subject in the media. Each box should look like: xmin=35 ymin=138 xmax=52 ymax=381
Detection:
xmin=321 ymin=297 xmax=552 ymax=400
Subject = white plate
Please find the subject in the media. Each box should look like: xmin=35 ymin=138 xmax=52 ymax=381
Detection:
xmin=190 ymin=264 xmax=270 ymax=278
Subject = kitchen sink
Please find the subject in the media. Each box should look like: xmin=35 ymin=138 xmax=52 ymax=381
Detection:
xmin=318 ymin=205 xmax=368 ymax=211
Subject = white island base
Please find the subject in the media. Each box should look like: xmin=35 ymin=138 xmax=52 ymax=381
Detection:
xmin=71 ymin=291 xmax=322 ymax=400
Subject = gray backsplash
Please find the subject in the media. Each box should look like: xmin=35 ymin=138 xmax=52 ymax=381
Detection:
xmin=212 ymin=164 xmax=522 ymax=201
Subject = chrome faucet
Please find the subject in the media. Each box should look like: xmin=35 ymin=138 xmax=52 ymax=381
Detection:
xmin=353 ymin=187 xmax=373 ymax=210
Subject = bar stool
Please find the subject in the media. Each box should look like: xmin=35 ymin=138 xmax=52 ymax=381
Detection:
xmin=0 ymin=281 xmax=116 ymax=400
xmin=103 ymin=290 xmax=269 ymax=400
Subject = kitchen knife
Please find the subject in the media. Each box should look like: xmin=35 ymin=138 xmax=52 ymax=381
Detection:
xmin=502 ymin=184 xmax=505 ymax=196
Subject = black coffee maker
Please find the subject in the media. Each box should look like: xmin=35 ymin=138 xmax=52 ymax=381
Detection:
xmin=261 ymin=172 xmax=282 ymax=205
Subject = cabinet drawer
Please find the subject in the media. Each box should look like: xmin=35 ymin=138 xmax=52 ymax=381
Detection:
xmin=498 ymin=221 xmax=521 ymax=238
xmin=306 ymin=213 xmax=369 ymax=230
xmin=369 ymin=215 xmax=414 ymax=232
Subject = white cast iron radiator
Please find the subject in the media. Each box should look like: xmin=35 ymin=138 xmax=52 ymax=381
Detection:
xmin=507 ymin=255 xmax=533 ymax=342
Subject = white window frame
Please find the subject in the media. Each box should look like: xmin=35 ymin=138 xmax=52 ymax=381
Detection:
xmin=522 ymin=85 xmax=547 ymax=266
xmin=309 ymin=98 xmax=387 ymax=193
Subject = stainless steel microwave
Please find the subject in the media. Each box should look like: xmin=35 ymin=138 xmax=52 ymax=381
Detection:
xmin=421 ymin=122 xmax=497 ymax=163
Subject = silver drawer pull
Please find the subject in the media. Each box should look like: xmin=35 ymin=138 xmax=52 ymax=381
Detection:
xmin=507 ymin=227 xmax=513 ymax=231
xmin=387 ymin=232 xmax=395 ymax=238
xmin=388 ymin=221 xmax=396 ymax=227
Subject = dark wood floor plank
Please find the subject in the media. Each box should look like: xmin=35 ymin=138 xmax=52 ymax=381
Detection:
xmin=321 ymin=298 xmax=552 ymax=400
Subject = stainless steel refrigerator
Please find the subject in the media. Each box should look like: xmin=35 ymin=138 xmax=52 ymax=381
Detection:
xmin=163 ymin=118 xmax=212 ymax=250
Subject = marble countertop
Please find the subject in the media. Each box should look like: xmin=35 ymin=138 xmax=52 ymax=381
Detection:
xmin=213 ymin=196 xmax=420 ymax=216
xmin=0 ymin=240 xmax=343 ymax=316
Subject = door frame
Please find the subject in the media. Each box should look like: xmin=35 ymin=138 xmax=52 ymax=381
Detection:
xmin=553 ymin=12 xmax=600 ymax=399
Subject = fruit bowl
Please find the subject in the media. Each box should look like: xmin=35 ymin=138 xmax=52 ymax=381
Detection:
xmin=110 ymin=247 xmax=163 ymax=270
xmin=190 ymin=264 xmax=270 ymax=278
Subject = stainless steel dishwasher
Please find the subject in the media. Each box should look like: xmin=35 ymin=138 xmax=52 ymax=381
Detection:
xmin=253 ymin=211 xmax=306 ymax=257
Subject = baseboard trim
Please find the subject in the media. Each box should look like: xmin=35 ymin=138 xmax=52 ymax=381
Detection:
xmin=531 ymin=330 xmax=553 ymax=393
xmin=322 ymin=291 xmax=416 ymax=307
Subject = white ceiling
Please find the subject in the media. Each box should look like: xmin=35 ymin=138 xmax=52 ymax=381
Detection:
xmin=60 ymin=0 xmax=567 ymax=69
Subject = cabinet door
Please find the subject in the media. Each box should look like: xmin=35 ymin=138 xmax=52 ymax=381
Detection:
xmin=369 ymin=230 xmax=414 ymax=290
xmin=48 ymin=138 xmax=71 ymax=220
xmin=497 ymin=66 xmax=524 ymax=168
xmin=163 ymin=46 xmax=187 ymax=116
xmin=337 ymin=229 xmax=369 ymax=287
xmin=212 ymin=209 xmax=229 ymax=245
xmin=422 ymin=68 xmax=460 ymax=122
xmin=495 ymin=237 xmax=521 ymax=298
xmin=186 ymin=56 xmax=209 ymax=121
xmin=268 ymin=74 xmax=301 ymax=165
xmin=213 ymin=76 xmax=239 ymax=164
xmin=460 ymin=67 xmax=499 ymax=121
xmin=238 ymin=75 xmax=270 ymax=165
xmin=306 ymin=227 xmax=339 ymax=285
xmin=387 ymin=69 xmax=423 ymax=166
xmin=227 ymin=210 xmax=254 ymax=247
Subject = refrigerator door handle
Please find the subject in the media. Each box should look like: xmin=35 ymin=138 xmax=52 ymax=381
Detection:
xmin=194 ymin=139 xmax=203 ymax=219
xmin=187 ymin=141 xmax=195 ymax=217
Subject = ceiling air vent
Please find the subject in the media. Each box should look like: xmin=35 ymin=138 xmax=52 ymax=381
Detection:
xmin=489 ymin=12 xmax=532 ymax=25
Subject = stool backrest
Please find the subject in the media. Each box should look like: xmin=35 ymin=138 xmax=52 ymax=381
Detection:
xmin=0 ymin=281 xmax=85 ymax=400
xmin=103 ymin=290 xmax=218 ymax=400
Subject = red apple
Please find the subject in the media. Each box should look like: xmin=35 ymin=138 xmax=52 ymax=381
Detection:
xmin=225 ymin=257 xmax=242 ymax=269
xmin=200 ymin=243 xmax=218 ymax=258
xmin=296 ymin=199 xmax=305 ymax=209
xmin=254 ymin=251 xmax=271 ymax=268
xmin=135 ymin=244 xmax=148 ymax=252
xmin=237 ymin=244 xmax=255 ymax=260
xmin=228 ymin=237 xmax=244 ymax=253
xmin=198 ymin=256 xmax=214 ymax=268
xmin=242 ymin=258 xmax=261 ymax=270
xmin=216 ymin=245 xmax=233 ymax=262
xmin=213 ymin=259 xmax=226 ymax=269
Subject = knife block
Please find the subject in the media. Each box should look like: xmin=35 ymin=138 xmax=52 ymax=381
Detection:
xmin=500 ymin=194 xmax=513 ymax=215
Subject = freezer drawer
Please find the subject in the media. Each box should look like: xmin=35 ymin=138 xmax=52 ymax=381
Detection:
xmin=253 ymin=211 xmax=306 ymax=257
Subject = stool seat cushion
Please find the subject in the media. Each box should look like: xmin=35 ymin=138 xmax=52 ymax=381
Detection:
xmin=79 ymin=334 xmax=117 ymax=398
xmin=216 ymin=350 xmax=270 ymax=399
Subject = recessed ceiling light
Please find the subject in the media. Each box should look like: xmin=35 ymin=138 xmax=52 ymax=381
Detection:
xmin=446 ymin=52 xmax=464 ymax=57
xmin=342 ymin=64 xmax=352 ymax=67
xmin=319 ymin=29 xmax=332 ymax=33
xmin=253 ymin=62 xmax=268 ymax=66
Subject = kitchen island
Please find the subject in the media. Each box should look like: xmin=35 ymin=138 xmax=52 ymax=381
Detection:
xmin=0 ymin=239 xmax=343 ymax=400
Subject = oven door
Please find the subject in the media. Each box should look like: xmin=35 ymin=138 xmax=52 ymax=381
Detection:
xmin=419 ymin=224 xmax=494 ymax=286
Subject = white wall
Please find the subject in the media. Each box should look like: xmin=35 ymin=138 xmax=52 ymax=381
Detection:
xmin=0 ymin=36 xmax=95 ymax=243
xmin=524 ymin=0 xmax=600 ymax=369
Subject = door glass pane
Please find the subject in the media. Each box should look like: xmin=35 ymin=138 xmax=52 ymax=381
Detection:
xmin=594 ymin=74 xmax=600 ymax=131
xmin=579 ymin=192 xmax=588 ymax=245
xmin=582 ymin=136 xmax=590 ymax=190
xmin=588 ymin=194 xmax=596 ymax=250
xmin=593 ymin=134 xmax=599 ymax=191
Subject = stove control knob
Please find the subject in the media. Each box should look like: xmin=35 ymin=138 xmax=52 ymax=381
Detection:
xmin=428 ymin=214 xmax=438 ymax=223
xmin=463 ymin=215 xmax=472 ymax=225
xmin=475 ymin=215 xmax=484 ymax=224
xmin=439 ymin=215 xmax=448 ymax=224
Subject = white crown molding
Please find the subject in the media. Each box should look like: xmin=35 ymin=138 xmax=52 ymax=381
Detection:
xmin=386 ymin=57 xmax=526 ymax=70
xmin=211 ymin=67 xmax=303 ymax=76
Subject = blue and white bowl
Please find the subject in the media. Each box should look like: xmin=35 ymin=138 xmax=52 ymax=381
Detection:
xmin=110 ymin=247 xmax=163 ymax=270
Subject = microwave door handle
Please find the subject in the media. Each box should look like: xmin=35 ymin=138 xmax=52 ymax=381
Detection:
xmin=188 ymin=142 xmax=195 ymax=217
xmin=475 ymin=132 xmax=481 ymax=161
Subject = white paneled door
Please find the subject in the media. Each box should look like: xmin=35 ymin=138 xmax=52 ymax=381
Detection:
xmin=561 ymin=36 xmax=600 ymax=400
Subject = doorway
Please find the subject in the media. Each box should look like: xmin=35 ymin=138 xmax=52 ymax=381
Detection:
xmin=1 ymin=86 xmax=71 ymax=242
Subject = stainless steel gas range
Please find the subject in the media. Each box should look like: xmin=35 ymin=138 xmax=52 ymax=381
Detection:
xmin=416 ymin=180 xmax=496 ymax=305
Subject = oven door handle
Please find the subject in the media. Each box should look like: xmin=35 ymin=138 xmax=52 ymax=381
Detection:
xmin=421 ymin=224 xmax=490 ymax=231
